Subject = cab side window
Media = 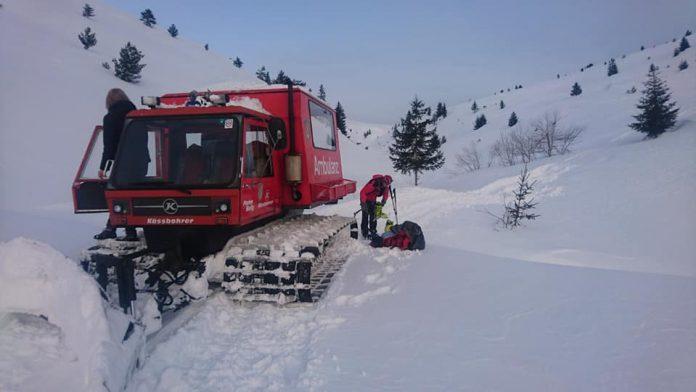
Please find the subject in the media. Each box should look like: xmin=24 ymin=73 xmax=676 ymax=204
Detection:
xmin=244 ymin=127 xmax=273 ymax=178
xmin=309 ymin=101 xmax=336 ymax=150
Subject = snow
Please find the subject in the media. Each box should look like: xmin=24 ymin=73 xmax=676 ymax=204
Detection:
xmin=0 ymin=238 xmax=143 ymax=392
xmin=1 ymin=0 xmax=696 ymax=390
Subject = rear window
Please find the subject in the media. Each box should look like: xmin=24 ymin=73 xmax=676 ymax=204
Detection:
xmin=309 ymin=101 xmax=336 ymax=150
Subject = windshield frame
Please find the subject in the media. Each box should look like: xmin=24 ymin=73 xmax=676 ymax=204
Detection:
xmin=109 ymin=114 xmax=244 ymax=190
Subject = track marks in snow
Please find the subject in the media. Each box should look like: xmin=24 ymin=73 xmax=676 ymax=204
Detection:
xmin=130 ymin=295 xmax=346 ymax=391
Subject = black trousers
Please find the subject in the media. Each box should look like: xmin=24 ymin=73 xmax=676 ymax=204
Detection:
xmin=361 ymin=201 xmax=377 ymax=237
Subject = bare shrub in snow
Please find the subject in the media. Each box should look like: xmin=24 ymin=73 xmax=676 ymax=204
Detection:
xmin=509 ymin=128 xmax=539 ymax=164
xmin=489 ymin=133 xmax=517 ymax=166
xmin=531 ymin=112 xmax=584 ymax=157
xmin=455 ymin=142 xmax=482 ymax=172
xmin=500 ymin=165 xmax=539 ymax=229
xmin=101 ymin=61 xmax=110 ymax=70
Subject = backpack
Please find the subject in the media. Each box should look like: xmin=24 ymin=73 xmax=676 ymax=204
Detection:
xmin=399 ymin=221 xmax=425 ymax=250
xmin=370 ymin=220 xmax=426 ymax=251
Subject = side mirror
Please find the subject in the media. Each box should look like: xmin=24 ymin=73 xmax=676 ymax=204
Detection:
xmin=268 ymin=117 xmax=287 ymax=150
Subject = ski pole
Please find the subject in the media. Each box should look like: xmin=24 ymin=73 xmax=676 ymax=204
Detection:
xmin=390 ymin=187 xmax=398 ymax=224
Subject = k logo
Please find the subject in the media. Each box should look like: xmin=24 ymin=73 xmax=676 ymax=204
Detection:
xmin=162 ymin=199 xmax=179 ymax=214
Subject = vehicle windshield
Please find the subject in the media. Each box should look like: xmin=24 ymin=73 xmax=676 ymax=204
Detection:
xmin=111 ymin=116 xmax=241 ymax=188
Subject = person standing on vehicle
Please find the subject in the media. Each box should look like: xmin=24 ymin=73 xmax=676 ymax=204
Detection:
xmin=359 ymin=174 xmax=393 ymax=239
xmin=94 ymin=88 xmax=138 ymax=240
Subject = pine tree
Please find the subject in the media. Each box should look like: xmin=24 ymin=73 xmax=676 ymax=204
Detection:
xmin=674 ymin=47 xmax=681 ymax=57
xmin=640 ymin=45 xmax=645 ymax=51
xmin=255 ymin=66 xmax=271 ymax=84
xmin=502 ymin=165 xmax=539 ymax=229
xmin=679 ymin=37 xmax=690 ymax=52
xmin=112 ymin=42 xmax=146 ymax=83
xmin=140 ymin=9 xmax=156 ymax=27
xmin=389 ymin=97 xmax=446 ymax=186
xmin=78 ymin=27 xmax=97 ymax=49
xmin=82 ymin=3 xmax=94 ymax=18
xmin=679 ymin=60 xmax=688 ymax=71
xmin=607 ymin=58 xmax=618 ymax=76
xmin=204 ymin=43 xmax=209 ymax=51
xmin=471 ymin=101 xmax=478 ymax=112
xmin=499 ymin=100 xmax=505 ymax=109
xmin=335 ymin=102 xmax=347 ymax=136
xmin=272 ymin=70 xmax=305 ymax=86
xmin=649 ymin=63 xmax=659 ymax=72
xmin=432 ymin=102 xmax=447 ymax=121
xmin=570 ymin=82 xmax=582 ymax=96
xmin=473 ymin=114 xmax=487 ymax=130
xmin=318 ymin=84 xmax=327 ymax=101
xmin=508 ymin=111 xmax=518 ymax=127
xmin=629 ymin=66 xmax=679 ymax=138
xmin=233 ymin=57 xmax=243 ymax=68
xmin=167 ymin=24 xmax=178 ymax=37
xmin=686 ymin=30 xmax=692 ymax=37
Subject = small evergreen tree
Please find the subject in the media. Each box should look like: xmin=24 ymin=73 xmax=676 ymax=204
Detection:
xmin=112 ymin=42 xmax=146 ymax=83
xmin=499 ymin=100 xmax=505 ymax=109
xmin=272 ymin=70 xmax=306 ymax=86
xmin=335 ymin=102 xmax=347 ymax=136
xmin=232 ymin=57 xmax=243 ymax=68
xmin=640 ymin=45 xmax=645 ymax=51
xmin=570 ymin=82 xmax=582 ymax=96
xmin=78 ymin=27 xmax=96 ymax=49
xmin=204 ymin=43 xmax=209 ymax=51
xmin=140 ymin=9 xmax=156 ymax=27
xmin=471 ymin=101 xmax=478 ymax=112
xmin=473 ymin=114 xmax=487 ymax=130
xmin=607 ymin=58 xmax=618 ymax=76
xmin=674 ymin=47 xmax=681 ymax=57
xmin=432 ymin=102 xmax=447 ymax=120
xmin=82 ymin=3 xmax=94 ymax=18
xmin=679 ymin=36 xmax=690 ymax=52
xmin=557 ymin=73 xmax=560 ymax=79
xmin=686 ymin=29 xmax=692 ymax=37
xmin=508 ymin=111 xmax=518 ymax=127
xmin=389 ymin=97 xmax=446 ymax=186
xmin=167 ymin=24 xmax=178 ymax=37
xmin=649 ymin=63 xmax=659 ymax=72
xmin=678 ymin=60 xmax=688 ymax=71
xmin=255 ymin=66 xmax=271 ymax=84
xmin=501 ymin=165 xmax=539 ymax=229
xmin=318 ymin=84 xmax=326 ymax=101
xmin=629 ymin=66 xmax=679 ymax=138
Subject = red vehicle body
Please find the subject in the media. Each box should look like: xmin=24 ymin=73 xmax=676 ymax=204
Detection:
xmin=72 ymin=86 xmax=355 ymax=255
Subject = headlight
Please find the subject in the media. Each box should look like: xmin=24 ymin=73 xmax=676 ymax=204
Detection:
xmin=215 ymin=201 xmax=230 ymax=213
xmin=113 ymin=202 xmax=126 ymax=214
xmin=219 ymin=203 xmax=229 ymax=212
xmin=141 ymin=96 xmax=160 ymax=108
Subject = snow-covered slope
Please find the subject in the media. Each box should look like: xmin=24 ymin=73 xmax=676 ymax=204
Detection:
xmin=1 ymin=0 xmax=695 ymax=390
xmin=335 ymin=37 xmax=696 ymax=277
xmin=0 ymin=0 xmax=262 ymax=214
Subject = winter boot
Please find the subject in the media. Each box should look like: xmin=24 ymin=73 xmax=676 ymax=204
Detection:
xmin=94 ymin=227 xmax=116 ymax=240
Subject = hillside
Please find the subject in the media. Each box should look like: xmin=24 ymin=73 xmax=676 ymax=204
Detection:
xmin=1 ymin=1 xmax=695 ymax=390
xmin=339 ymin=36 xmax=696 ymax=277
xmin=0 ymin=0 xmax=262 ymax=213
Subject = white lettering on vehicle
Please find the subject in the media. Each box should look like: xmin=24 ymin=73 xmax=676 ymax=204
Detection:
xmin=146 ymin=218 xmax=194 ymax=225
xmin=243 ymin=200 xmax=255 ymax=212
xmin=258 ymin=200 xmax=274 ymax=209
xmin=314 ymin=156 xmax=340 ymax=176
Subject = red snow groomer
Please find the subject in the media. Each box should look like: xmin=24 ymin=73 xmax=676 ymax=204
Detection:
xmin=73 ymin=85 xmax=357 ymax=309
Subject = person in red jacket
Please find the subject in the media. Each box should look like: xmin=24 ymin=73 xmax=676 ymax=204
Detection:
xmin=359 ymin=174 xmax=393 ymax=239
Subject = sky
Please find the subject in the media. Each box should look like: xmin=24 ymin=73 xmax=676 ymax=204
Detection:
xmin=105 ymin=0 xmax=695 ymax=124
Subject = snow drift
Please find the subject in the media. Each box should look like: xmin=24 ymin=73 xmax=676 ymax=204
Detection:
xmin=0 ymin=238 xmax=143 ymax=391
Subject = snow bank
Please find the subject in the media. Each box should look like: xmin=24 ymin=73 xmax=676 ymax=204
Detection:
xmin=0 ymin=238 xmax=142 ymax=391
